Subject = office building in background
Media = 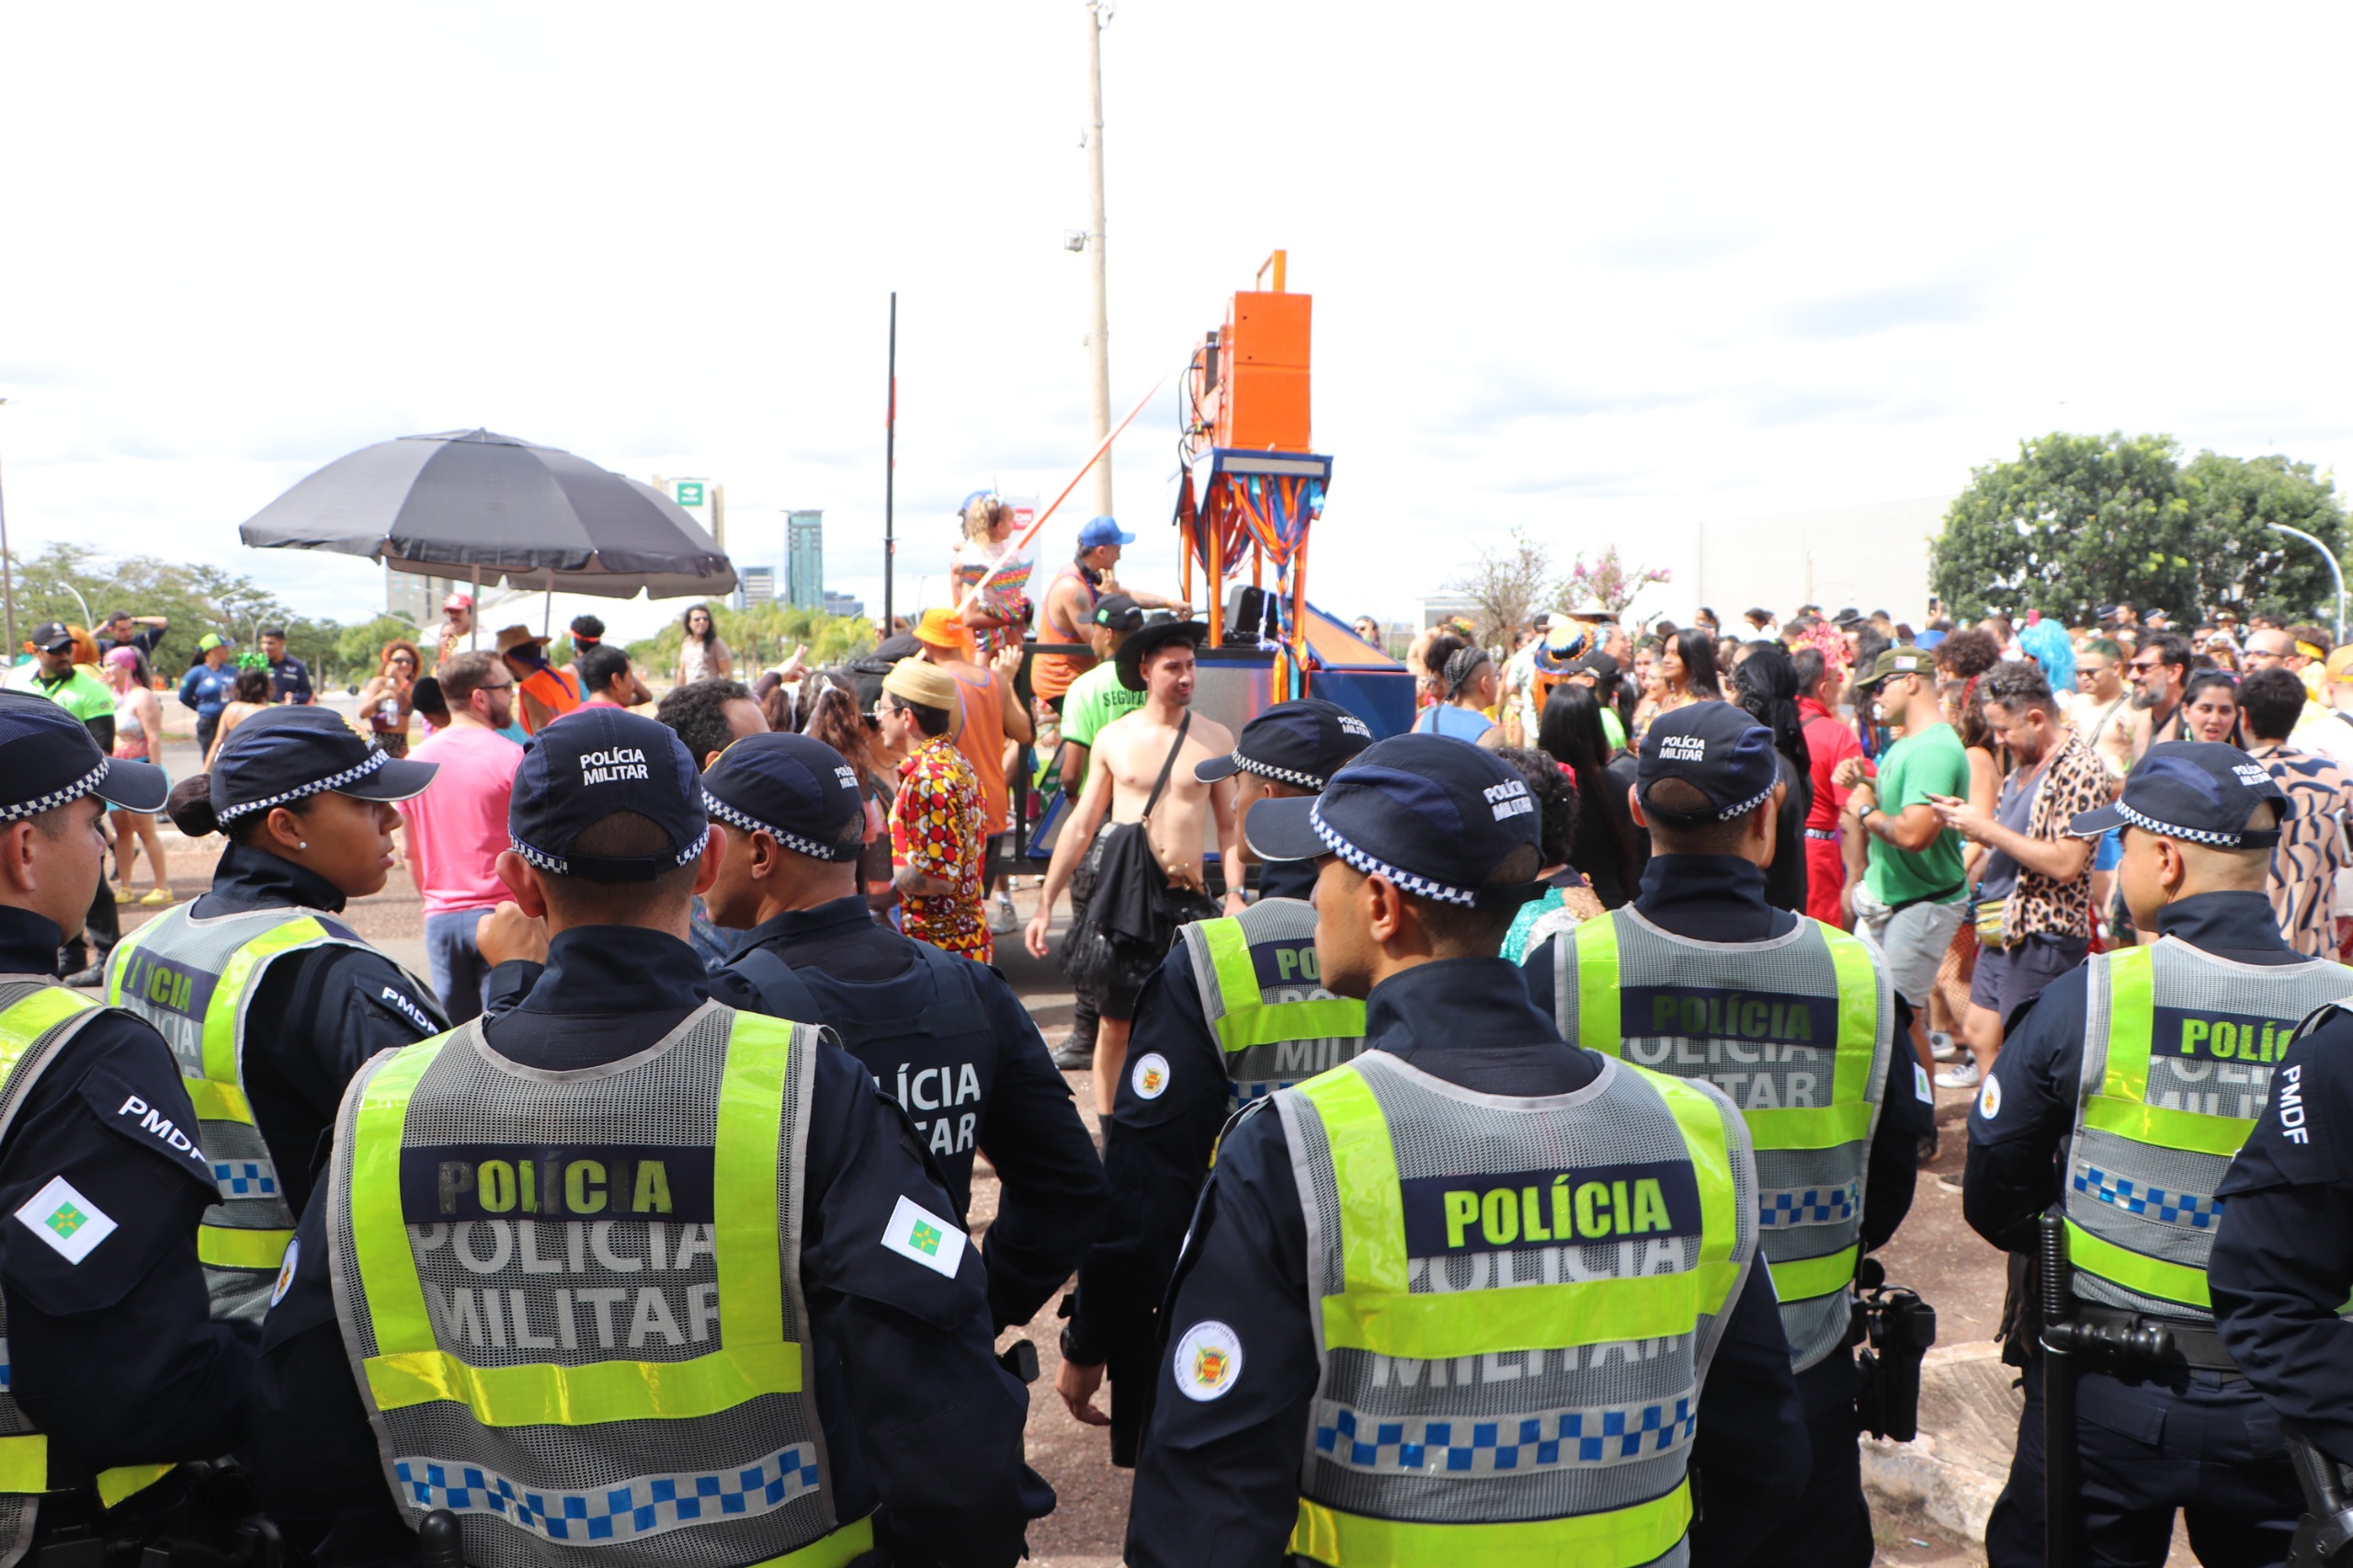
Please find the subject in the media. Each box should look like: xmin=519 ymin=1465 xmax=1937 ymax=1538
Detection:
xmin=787 ymin=510 xmax=824 ymax=610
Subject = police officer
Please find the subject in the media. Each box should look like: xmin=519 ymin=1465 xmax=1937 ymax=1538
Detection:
xmin=1521 ymin=700 xmax=1933 ymax=1568
xmin=250 ymin=709 xmax=1050 ymax=1567
xmin=1056 ymin=699 xmax=1375 ymax=1462
xmin=1964 ymin=742 xmax=2349 ymax=1566
xmin=0 ymin=693 xmax=254 ymax=1548
xmin=106 ymin=707 xmax=448 ymax=1324
xmin=2211 ymin=1006 xmax=2353 ymax=1479
xmin=697 ymin=730 xmax=1105 ymax=1332
xmin=1126 ymin=733 xmax=1807 ymax=1566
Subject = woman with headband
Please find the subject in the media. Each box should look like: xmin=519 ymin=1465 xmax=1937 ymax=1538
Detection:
xmin=103 ymin=707 xmax=449 ymax=1324
xmin=1410 ymin=632 xmax=1505 ymax=748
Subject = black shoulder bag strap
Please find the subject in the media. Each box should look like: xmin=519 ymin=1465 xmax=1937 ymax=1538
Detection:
xmin=1141 ymin=711 xmax=1192 ymax=826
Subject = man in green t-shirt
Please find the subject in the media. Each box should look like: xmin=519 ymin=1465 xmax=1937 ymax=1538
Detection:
xmin=1056 ymin=595 xmax=1151 ymax=797
xmin=4 ymin=620 xmax=123 ymax=982
xmin=1836 ymin=644 xmax=1968 ymax=1077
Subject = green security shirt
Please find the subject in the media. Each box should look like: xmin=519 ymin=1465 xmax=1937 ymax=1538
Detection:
xmin=4 ymin=663 xmax=115 ymax=724
xmin=1057 ymin=660 xmax=1146 ymax=791
xmin=1864 ymin=720 xmax=1969 ymax=906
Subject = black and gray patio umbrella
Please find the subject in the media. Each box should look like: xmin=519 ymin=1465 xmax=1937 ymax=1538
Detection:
xmin=237 ymin=428 xmax=737 ymax=599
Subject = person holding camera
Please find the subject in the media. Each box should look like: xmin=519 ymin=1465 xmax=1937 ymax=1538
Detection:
xmin=1523 ymin=699 xmax=1934 ymax=1568
xmin=1962 ymin=744 xmax=2353 ymax=1567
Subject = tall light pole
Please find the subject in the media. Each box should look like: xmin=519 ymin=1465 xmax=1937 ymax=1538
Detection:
xmin=1082 ymin=1 xmax=1114 ymax=520
xmin=0 ymin=397 xmax=14 ymax=660
xmin=2268 ymin=520 xmax=2347 ymax=644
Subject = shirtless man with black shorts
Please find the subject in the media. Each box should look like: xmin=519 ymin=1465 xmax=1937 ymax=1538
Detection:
xmin=1026 ymin=615 xmax=1243 ymax=1113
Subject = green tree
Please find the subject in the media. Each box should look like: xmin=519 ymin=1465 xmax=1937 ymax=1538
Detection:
xmin=1932 ymin=433 xmax=2200 ymax=624
xmin=2178 ymin=451 xmax=2349 ymax=627
xmin=1931 ymin=433 xmax=2349 ymax=627
xmin=626 ymin=601 xmax=876 ymax=680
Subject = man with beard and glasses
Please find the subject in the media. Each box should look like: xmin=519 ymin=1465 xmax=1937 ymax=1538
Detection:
xmin=2126 ymin=630 xmax=2192 ymax=759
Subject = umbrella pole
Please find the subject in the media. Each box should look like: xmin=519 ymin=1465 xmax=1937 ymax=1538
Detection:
xmin=543 ymin=575 xmax=552 ymax=638
xmin=471 ymin=563 xmax=481 ymax=650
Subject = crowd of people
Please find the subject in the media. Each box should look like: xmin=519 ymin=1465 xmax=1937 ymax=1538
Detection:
xmin=2 ymin=545 xmax=2351 ymax=1568
xmin=1399 ymin=598 xmax=2353 ymax=1106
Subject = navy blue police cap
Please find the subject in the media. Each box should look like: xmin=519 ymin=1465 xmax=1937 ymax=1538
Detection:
xmin=1244 ymin=733 xmax=1544 ymax=907
xmin=1195 ymin=699 xmax=1376 ymax=791
xmin=1636 ymin=699 xmax=1779 ymax=824
xmin=508 ymin=708 xmax=709 ymax=881
xmin=700 ymin=733 xmax=867 ymax=864
xmin=0 ymin=691 xmax=168 ymax=821
xmin=210 ymin=705 xmax=437 ymax=826
xmin=2070 ymin=741 xmax=2288 ymax=850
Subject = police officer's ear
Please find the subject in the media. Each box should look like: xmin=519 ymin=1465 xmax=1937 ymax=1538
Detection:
xmin=494 ymin=847 xmax=552 ymax=920
xmin=688 ymin=824 xmax=725 ymax=897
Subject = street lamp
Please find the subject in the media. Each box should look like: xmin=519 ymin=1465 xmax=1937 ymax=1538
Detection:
xmin=2267 ymin=522 xmax=2347 ymax=644
xmin=0 ymin=397 xmax=14 ymax=660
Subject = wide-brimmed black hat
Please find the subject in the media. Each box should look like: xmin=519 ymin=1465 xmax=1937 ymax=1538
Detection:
xmin=1114 ymin=614 xmax=1208 ymax=691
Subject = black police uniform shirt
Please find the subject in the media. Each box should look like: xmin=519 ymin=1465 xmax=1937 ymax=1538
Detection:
xmin=252 ymin=924 xmax=1051 ymax=1568
xmin=193 ymin=841 xmax=445 ymax=1217
xmin=1253 ymin=855 xmax=1319 ymax=903
xmin=0 ymin=906 xmax=254 ymax=1495
xmin=1124 ymin=953 xmax=1810 ymax=1568
xmin=1521 ymin=852 xmax=1931 ymax=1417
xmin=2211 ymin=1012 xmax=2353 ymax=1465
xmin=266 ymin=655 xmax=313 ymax=706
xmin=1963 ymin=891 xmax=2302 ymax=1254
xmin=487 ymin=894 xmax=1108 ymax=1334
xmin=1065 ymin=924 xmax=1288 ymax=1460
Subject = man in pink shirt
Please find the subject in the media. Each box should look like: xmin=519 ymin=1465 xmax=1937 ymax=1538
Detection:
xmin=397 ymin=651 xmax=523 ymax=1020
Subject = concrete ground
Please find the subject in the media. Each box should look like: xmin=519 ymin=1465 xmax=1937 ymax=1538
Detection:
xmin=97 ymin=706 xmax=2191 ymax=1565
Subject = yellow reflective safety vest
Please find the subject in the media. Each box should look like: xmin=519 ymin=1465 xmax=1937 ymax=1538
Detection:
xmin=1273 ymin=1048 xmax=1757 ymax=1568
xmin=1176 ymin=901 xmax=1367 ymax=1107
xmin=2064 ymin=939 xmax=2353 ymax=1321
xmin=0 ymin=978 xmax=185 ymax=1558
xmin=324 ymin=1003 xmax=873 ymax=1568
xmin=107 ymin=903 xmax=446 ymax=1324
xmin=1549 ymin=907 xmax=1892 ymax=1372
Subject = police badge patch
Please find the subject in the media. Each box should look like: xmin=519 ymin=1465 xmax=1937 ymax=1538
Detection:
xmin=1174 ymin=1319 xmax=1243 ymax=1402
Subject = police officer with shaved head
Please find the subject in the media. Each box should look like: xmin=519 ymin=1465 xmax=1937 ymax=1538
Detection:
xmin=250 ymin=709 xmax=1051 ymax=1567
xmin=1964 ymin=743 xmax=2352 ymax=1567
xmin=1126 ymin=733 xmax=1806 ymax=1567
xmin=0 ymin=693 xmax=255 ymax=1551
xmin=1522 ymin=699 xmax=1933 ymax=1568
xmin=1057 ymin=700 xmax=1376 ymax=1462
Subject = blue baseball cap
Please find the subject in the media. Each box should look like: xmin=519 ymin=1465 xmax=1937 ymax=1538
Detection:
xmin=1244 ymin=733 xmax=1544 ymax=907
xmin=508 ymin=708 xmax=709 ymax=881
xmin=210 ymin=706 xmax=438 ymax=826
xmin=1196 ymin=699 xmax=1375 ymax=791
xmin=0 ymin=692 xmax=168 ymax=822
xmin=1636 ymin=699 xmax=1780 ymax=824
xmin=2070 ymin=742 xmax=2287 ymax=849
xmin=1079 ymin=516 xmax=1134 ymax=549
xmin=700 ymin=733 xmax=867 ymax=864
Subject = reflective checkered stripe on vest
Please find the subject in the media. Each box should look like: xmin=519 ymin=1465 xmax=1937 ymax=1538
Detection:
xmin=0 ymin=980 xmax=178 ymax=1566
xmin=107 ymin=903 xmax=443 ymax=1324
xmin=1552 ymin=908 xmax=1890 ymax=1372
xmin=1178 ymin=902 xmax=1368 ymax=1107
xmin=325 ymin=1003 xmax=872 ymax=1568
xmin=1275 ymin=1049 xmax=1755 ymax=1568
xmin=2065 ymin=941 xmax=2353 ymax=1323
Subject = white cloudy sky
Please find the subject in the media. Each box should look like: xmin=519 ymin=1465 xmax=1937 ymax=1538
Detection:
xmin=4 ymin=3 xmax=2348 ymax=642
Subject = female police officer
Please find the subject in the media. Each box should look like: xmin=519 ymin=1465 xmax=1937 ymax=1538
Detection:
xmin=0 ymin=693 xmax=252 ymax=1551
xmin=105 ymin=705 xmax=447 ymax=1324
